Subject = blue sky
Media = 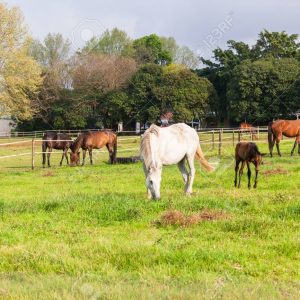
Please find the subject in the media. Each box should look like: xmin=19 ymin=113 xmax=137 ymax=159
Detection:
xmin=6 ymin=0 xmax=300 ymax=58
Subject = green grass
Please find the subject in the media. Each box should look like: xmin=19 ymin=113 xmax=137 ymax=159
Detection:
xmin=0 ymin=135 xmax=299 ymax=299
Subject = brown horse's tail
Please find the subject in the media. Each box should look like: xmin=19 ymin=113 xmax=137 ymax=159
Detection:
xmin=268 ymin=122 xmax=274 ymax=156
xmin=195 ymin=146 xmax=214 ymax=171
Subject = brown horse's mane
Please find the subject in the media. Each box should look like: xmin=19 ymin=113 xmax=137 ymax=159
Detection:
xmin=70 ymin=132 xmax=86 ymax=153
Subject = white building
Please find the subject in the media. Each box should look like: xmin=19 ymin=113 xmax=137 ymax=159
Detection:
xmin=0 ymin=117 xmax=16 ymax=137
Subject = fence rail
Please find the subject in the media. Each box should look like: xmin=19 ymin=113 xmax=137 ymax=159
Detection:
xmin=0 ymin=126 xmax=293 ymax=170
xmin=0 ymin=126 xmax=269 ymax=138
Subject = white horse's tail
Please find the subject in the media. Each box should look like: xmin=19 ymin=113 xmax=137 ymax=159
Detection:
xmin=195 ymin=146 xmax=214 ymax=172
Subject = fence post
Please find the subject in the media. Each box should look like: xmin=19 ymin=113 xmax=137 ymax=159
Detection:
xmin=257 ymin=126 xmax=260 ymax=140
xmin=32 ymin=138 xmax=35 ymax=170
xmin=238 ymin=130 xmax=241 ymax=142
xmin=218 ymin=130 xmax=222 ymax=156
xmin=232 ymin=130 xmax=235 ymax=146
xmin=212 ymin=130 xmax=215 ymax=150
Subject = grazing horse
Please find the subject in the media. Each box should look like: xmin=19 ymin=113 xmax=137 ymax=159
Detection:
xmin=268 ymin=119 xmax=300 ymax=157
xmin=70 ymin=130 xmax=117 ymax=166
xmin=42 ymin=132 xmax=73 ymax=167
xmin=240 ymin=122 xmax=257 ymax=140
xmin=234 ymin=142 xmax=262 ymax=189
xmin=140 ymin=123 xmax=213 ymax=200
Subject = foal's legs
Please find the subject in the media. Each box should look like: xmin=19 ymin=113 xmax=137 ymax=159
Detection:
xmin=185 ymin=155 xmax=196 ymax=195
xmin=253 ymin=165 xmax=259 ymax=189
xmin=234 ymin=158 xmax=240 ymax=187
xmin=59 ymin=151 xmax=64 ymax=166
xmin=47 ymin=148 xmax=52 ymax=167
xmin=42 ymin=147 xmax=47 ymax=168
xmin=177 ymin=158 xmax=189 ymax=193
xmin=238 ymin=161 xmax=246 ymax=188
xmin=65 ymin=149 xmax=69 ymax=165
xmin=88 ymin=147 xmax=93 ymax=165
xmin=246 ymin=162 xmax=251 ymax=189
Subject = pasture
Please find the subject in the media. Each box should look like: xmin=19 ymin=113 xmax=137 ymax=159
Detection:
xmin=0 ymin=134 xmax=299 ymax=299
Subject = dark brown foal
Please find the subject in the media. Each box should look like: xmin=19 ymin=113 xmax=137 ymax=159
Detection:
xmin=234 ymin=142 xmax=262 ymax=189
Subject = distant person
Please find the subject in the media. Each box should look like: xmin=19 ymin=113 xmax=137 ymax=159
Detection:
xmin=159 ymin=111 xmax=173 ymax=127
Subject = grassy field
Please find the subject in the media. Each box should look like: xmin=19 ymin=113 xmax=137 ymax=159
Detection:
xmin=0 ymin=134 xmax=299 ymax=299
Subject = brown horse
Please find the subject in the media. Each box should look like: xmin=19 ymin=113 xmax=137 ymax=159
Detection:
xmin=70 ymin=130 xmax=117 ymax=166
xmin=240 ymin=122 xmax=257 ymax=140
xmin=42 ymin=132 xmax=73 ymax=167
xmin=234 ymin=142 xmax=263 ymax=189
xmin=268 ymin=120 xmax=300 ymax=157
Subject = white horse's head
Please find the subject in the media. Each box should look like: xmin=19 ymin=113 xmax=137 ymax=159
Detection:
xmin=146 ymin=165 xmax=162 ymax=200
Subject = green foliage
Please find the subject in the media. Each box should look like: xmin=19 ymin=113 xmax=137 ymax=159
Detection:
xmin=200 ymin=30 xmax=300 ymax=125
xmin=133 ymin=34 xmax=173 ymax=65
xmin=29 ymin=33 xmax=71 ymax=68
xmin=227 ymin=58 xmax=300 ymax=122
xmin=155 ymin=66 xmax=215 ymax=121
xmin=83 ymin=27 xmax=133 ymax=56
xmin=254 ymin=30 xmax=300 ymax=59
xmin=127 ymin=63 xmax=215 ymax=123
xmin=0 ymin=3 xmax=42 ymax=121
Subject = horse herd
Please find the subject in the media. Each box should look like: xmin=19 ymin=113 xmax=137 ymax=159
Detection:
xmin=42 ymin=119 xmax=299 ymax=200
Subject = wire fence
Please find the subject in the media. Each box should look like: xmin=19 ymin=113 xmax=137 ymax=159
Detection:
xmin=0 ymin=126 xmax=269 ymax=138
xmin=0 ymin=126 xmax=295 ymax=170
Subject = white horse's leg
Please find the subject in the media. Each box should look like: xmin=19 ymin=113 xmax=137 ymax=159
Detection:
xmin=186 ymin=154 xmax=196 ymax=195
xmin=177 ymin=158 xmax=189 ymax=193
xmin=142 ymin=162 xmax=152 ymax=199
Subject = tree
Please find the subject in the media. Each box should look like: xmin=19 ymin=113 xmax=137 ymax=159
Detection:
xmin=161 ymin=37 xmax=198 ymax=69
xmin=174 ymin=46 xmax=199 ymax=69
xmin=83 ymin=28 xmax=132 ymax=56
xmin=133 ymin=34 xmax=172 ymax=65
xmin=227 ymin=58 xmax=300 ymax=122
xmin=28 ymin=33 xmax=71 ymax=125
xmin=72 ymin=54 xmax=137 ymax=128
xmin=0 ymin=3 xmax=41 ymax=120
xmin=254 ymin=30 xmax=300 ymax=59
xmin=154 ymin=65 xmax=216 ymax=121
xmin=72 ymin=54 xmax=137 ymax=95
xmin=127 ymin=63 xmax=216 ymax=123
xmin=29 ymin=33 xmax=71 ymax=68
xmin=199 ymin=31 xmax=300 ymax=125
xmin=127 ymin=64 xmax=163 ymax=123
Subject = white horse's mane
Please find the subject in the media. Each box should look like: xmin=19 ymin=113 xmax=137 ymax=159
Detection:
xmin=140 ymin=124 xmax=160 ymax=169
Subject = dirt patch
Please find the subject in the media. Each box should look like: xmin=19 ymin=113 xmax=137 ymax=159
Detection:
xmin=42 ymin=171 xmax=55 ymax=177
xmin=153 ymin=209 xmax=228 ymax=227
xmin=261 ymin=168 xmax=288 ymax=176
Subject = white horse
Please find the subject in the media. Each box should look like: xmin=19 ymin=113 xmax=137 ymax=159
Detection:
xmin=140 ymin=123 xmax=213 ymax=200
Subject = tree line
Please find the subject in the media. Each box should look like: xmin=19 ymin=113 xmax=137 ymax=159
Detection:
xmin=0 ymin=3 xmax=299 ymax=131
